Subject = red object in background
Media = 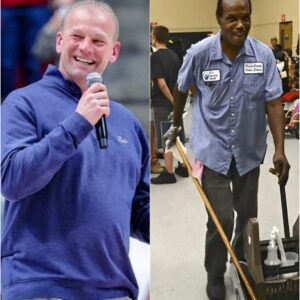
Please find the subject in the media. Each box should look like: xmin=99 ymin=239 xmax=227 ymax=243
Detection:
xmin=2 ymin=0 xmax=47 ymax=7
xmin=281 ymin=14 xmax=286 ymax=22
xmin=15 ymin=63 xmax=48 ymax=89
xmin=282 ymin=90 xmax=300 ymax=102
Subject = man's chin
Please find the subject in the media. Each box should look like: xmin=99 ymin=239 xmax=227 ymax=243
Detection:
xmin=233 ymin=36 xmax=246 ymax=45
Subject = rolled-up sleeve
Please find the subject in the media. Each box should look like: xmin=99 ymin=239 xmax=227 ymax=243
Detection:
xmin=264 ymin=48 xmax=283 ymax=101
xmin=177 ymin=45 xmax=196 ymax=93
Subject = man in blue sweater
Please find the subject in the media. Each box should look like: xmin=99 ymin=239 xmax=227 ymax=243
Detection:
xmin=1 ymin=1 xmax=149 ymax=300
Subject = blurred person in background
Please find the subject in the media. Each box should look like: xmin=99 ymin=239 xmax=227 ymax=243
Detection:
xmin=270 ymin=36 xmax=282 ymax=57
xmin=150 ymin=24 xmax=164 ymax=174
xmin=1 ymin=0 xmax=50 ymax=100
xmin=150 ymin=25 xmax=188 ymax=184
xmin=275 ymin=50 xmax=290 ymax=94
xmin=284 ymin=48 xmax=297 ymax=90
xmin=32 ymin=0 xmax=75 ymax=66
xmin=1 ymin=1 xmax=149 ymax=299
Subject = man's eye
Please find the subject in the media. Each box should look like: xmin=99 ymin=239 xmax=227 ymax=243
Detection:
xmin=72 ymin=35 xmax=82 ymax=40
xmin=227 ymin=17 xmax=236 ymax=22
xmin=93 ymin=40 xmax=105 ymax=45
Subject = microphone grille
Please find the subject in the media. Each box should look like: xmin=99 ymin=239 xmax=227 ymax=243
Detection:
xmin=86 ymin=72 xmax=102 ymax=87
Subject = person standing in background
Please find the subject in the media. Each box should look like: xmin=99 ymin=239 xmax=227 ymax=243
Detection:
xmin=1 ymin=0 xmax=50 ymax=100
xmin=32 ymin=0 xmax=75 ymax=66
xmin=151 ymin=25 xmax=188 ymax=184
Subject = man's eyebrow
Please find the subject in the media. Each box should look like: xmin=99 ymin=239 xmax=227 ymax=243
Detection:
xmin=69 ymin=28 xmax=108 ymax=39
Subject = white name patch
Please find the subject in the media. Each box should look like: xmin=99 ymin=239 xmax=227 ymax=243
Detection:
xmin=244 ymin=62 xmax=264 ymax=74
xmin=202 ymin=70 xmax=220 ymax=82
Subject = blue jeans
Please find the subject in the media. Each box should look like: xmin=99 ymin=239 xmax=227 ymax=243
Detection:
xmin=1 ymin=5 xmax=50 ymax=99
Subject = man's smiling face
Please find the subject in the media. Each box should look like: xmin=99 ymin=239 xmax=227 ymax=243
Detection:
xmin=217 ymin=0 xmax=251 ymax=50
xmin=56 ymin=4 xmax=120 ymax=90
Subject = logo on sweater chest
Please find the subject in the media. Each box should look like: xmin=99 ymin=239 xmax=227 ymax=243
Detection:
xmin=116 ymin=135 xmax=128 ymax=144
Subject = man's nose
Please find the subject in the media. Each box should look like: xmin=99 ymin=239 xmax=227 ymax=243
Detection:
xmin=79 ymin=38 xmax=92 ymax=53
xmin=236 ymin=19 xmax=245 ymax=29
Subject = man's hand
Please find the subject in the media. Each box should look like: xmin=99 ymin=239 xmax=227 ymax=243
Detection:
xmin=163 ymin=125 xmax=180 ymax=150
xmin=269 ymin=152 xmax=290 ymax=186
xmin=76 ymin=82 xmax=110 ymax=126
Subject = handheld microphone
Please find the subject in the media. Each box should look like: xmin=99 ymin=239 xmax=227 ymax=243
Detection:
xmin=86 ymin=72 xmax=108 ymax=149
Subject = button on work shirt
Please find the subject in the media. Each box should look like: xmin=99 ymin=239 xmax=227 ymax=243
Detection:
xmin=177 ymin=32 xmax=282 ymax=176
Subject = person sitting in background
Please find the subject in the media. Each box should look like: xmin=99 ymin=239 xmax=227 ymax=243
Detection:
xmin=284 ymin=48 xmax=297 ymax=90
xmin=270 ymin=36 xmax=282 ymax=57
xmin=275 ymin=51 xmax=290 ymax=94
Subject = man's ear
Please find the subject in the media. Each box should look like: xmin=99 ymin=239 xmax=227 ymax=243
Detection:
xmin=216 ymin=15 xmax=222 ymax=26
xmin=56 ymin=31 xmax=63 ymax=54
xmin=109 ymin=41 xmax=121 ymax=64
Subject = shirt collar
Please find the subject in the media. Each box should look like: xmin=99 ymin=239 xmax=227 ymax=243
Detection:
xmin=210 ymin=31 xmax=255 ymax=61
xmin=210 ymin=32 xmax=223 ymax=60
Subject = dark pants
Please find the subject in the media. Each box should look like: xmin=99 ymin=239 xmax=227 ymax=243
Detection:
xmin=202 ymin=158 xmax=260 ymax=276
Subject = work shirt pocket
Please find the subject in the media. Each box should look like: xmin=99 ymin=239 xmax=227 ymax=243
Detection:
xmin=199 ymin=80 xmax=228 ymax=110
xmin=243 ymin=74 xmax=265 ymax=107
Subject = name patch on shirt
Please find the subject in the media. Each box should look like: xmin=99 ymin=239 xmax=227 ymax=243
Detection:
xmin=202 ymin=70 xmax=220 ymax=82
xmin=244 ymin=63 xmax=264 ymax=74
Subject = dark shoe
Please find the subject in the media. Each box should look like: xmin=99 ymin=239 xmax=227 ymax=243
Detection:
xmin=151 ymin=160 xmax=164 ymax=174
xmin=156 ymin=151 xmax=164 ymax=159
xmin=175 ymin=162 xmax=189 ymax=177
xmin=206 ymin=274 xmax=225 ymax=300
xmin=151 ymin=170 xmax=176 ymax=184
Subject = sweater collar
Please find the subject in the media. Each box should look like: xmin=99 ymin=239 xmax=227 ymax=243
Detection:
xmin=43 ymin=65 xmax=82 ymax=99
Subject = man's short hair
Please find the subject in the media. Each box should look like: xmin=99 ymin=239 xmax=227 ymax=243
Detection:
xmin=153 ymin=25 xmax=169 ymax=45
xmin=61 ymin=0 xmax=119 ymax=41
xmin=216 ymin=0 xmax=252 ymax=17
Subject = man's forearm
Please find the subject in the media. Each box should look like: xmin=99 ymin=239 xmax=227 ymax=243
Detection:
xmin=266 ymin=98 xmax=285 ymax=153
xmin=157 ymin=78 xmax=174 ymax=104
xmin=173 ymin=84 xmax=188 ymax=127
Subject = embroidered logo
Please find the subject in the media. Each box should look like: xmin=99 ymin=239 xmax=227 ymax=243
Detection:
xmin=116 ymin=135 xmax=128 ymax=144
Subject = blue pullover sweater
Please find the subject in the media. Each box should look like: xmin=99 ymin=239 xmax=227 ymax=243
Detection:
xmin=1 ymin=65 xmax=150 ymax=300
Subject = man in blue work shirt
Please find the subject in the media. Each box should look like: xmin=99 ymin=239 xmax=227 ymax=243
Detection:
xmin=164 ymin=0 xmax=290 ymax=299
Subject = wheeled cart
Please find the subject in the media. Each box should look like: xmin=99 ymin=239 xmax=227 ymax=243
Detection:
xmin=230 ymin=187 xmax=299 ymax=300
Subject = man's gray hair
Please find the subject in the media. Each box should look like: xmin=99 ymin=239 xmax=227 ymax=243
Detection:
xmin=61 ymin=0 xmax=119 ymax=41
